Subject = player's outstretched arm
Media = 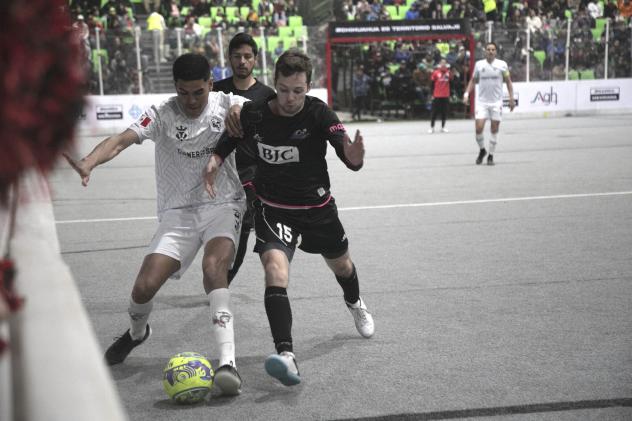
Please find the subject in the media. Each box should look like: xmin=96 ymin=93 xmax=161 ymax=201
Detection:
xmin=63 ymin=129 xmax=138 ymax=186
xmin=342 ymin=129 xmax=365 ymax=170
xmin=204 ymin=154 xmax=223 ymax=198
xmin=225 ymin=104 xmax=243 ymax=137
xmin=504 ymin=74 xmax=515 ymax=111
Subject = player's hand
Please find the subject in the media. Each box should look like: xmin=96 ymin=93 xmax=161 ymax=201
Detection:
xmin=344 ymin=129 xmax=365 ymax=167
xmin=509 ymin=98 xmax=515 ymax=112
xmin=63 ymin=153 xmax=92 ymax=186
xmin=204 ymin=154 xmax=222 ymax=198
xmin=462 ymin=93 xmax=469 ymax=105
xmin=225 ymin=104 xmax=243 ymax=137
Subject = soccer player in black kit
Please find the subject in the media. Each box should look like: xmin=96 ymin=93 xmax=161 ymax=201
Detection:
xmin=213 ymin=33 xmax=275 ymax=283
xmin=205 ymin=49 xmax=375 ymax=386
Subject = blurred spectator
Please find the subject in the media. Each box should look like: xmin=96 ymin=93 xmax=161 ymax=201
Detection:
xmin=146 ymin=6 xmax=168 ymax=62
xmin=351 ymin=65 xmax=371 ymax=120
xmin=183 ymin=15 xmax=202 ymax=49
xmin=144 ymin=0 xmax=161 ymax=14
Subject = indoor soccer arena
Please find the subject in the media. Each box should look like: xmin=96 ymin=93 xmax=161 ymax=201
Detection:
xmin=1 ymin=1 xmax=631 ymax=420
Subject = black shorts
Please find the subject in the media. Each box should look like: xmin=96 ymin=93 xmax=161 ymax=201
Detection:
xmin=253 ymin=197 xmax=349 ymax=261
xmin=241 ymin=183 xmax=256 ymax=232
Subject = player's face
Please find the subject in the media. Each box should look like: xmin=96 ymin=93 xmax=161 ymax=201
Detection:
xmin=229 ymin=45 xmax=256 ymax=80
xmin=485 ymin=44 xmax=497 ymax=62
xmin=274 ymin=72 xmax=310 ymax=117
xmin=175 ymin=79 xmax=212 ymax=118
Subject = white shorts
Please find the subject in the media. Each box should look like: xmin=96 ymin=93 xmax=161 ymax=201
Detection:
xmin=147 ymin=201 xmax=245 ymax=279
xmin=475 ymin=102 xmax=503 ymax=121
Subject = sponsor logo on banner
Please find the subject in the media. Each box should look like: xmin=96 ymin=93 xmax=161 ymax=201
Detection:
xmin=590 ymin=87 xmax=620 ymax=102
xmin=96 ymin=104 xmax=123 ymax=120
xmin=531 ymin=87 xmax=558 ymax=105
xmin=503 ymin=91 xmax=519 ymax=107
xmin=128 ymin=104 xmax=143 ymax=119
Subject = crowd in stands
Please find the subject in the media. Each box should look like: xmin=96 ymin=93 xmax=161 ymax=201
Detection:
xmin=68 ymin=0 xmax=630 ymax=104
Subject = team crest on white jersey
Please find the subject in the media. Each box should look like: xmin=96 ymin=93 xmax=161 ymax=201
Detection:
xmin=175 ymin=125 xmax=188 ymax=141
xmin=210 ymin=116 xmax=222 ymax=131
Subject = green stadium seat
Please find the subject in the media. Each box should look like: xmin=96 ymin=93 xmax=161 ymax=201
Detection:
xmin=292 ymin=25 xmax=306 ymax=39
xmin=580 ymin=69 xmax=595 ymax=80
xmin=180 ymin=6 xmax=190 ymax=17
xmin=564 ymin=9 xmax=573 ymax=20
xmin=533 ymin=50 xmax=546 ymax=67
xmin=266 ymin=35 xmax=280 ymax=53
xmin=278 ymin=26 xmax=293 ymax=38
xmin=568 ymin=69 xmax=580 ymax=80
xmin=198 ymin=16 xmax=212 ymax=28
xmin=288 ymin=15 xmax=303 ymax=27
xmin=225 ymin=6 xmax=240 ymax=23
xmin=443 ymin=4 xmax=452 ymax=16
xmin=91 ymin=49 xmax=109 ymax=73
xmin=385 ymin=5 xmax=399 ymax=20
xmin=398 ymin=5 xmax=410 ymax=19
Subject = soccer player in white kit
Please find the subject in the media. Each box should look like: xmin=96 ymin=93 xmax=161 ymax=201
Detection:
xmin=65 ymin=53 xmax=248 ymax=395
xmin=463 ymin=42 xmax=515 ymax=165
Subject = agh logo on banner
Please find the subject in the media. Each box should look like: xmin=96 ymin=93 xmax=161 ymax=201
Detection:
xmin=590 ymin=87 xmax=620 ymax=102
xmin=503 ymin=92 xmax=519 ymax=107
xmin=96 ymin=104 xmax=124 ymax=120
xmin=531 ymin=87 xmax=558 ymax=105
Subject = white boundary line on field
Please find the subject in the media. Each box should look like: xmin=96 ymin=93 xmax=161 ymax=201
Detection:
xmin=54 ymin=191 xmax=632 ymax=224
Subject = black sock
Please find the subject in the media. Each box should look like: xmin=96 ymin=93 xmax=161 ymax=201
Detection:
xmin=264 ymin=286 xmax=293 ymax=353
xmin=336 ymin=265 xmax=360 ymax=304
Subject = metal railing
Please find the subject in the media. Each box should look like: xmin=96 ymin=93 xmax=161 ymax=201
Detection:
xmin=87 ymin=18 xmax=631 ymax=96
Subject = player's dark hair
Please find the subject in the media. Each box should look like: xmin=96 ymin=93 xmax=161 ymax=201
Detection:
xmin=172 ymin=53 xmax=211 ymax=82
xmin=229 ymin=32 xmax=259 ymax=56
xmin=274 ymin=49 xmax=312 ymax=85
xmin=485 ymin=42 xmax=498 ymax=50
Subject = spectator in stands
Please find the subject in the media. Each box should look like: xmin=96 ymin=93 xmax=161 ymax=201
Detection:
xmin=73 ymin=14 xmax=91 ymax=62
xmin=183 ymin=15 xmax=202 ymax=49
xmin=272 ymin=0 xmax=288 ymax=26
xmin=259 ymin=0 xmax=274 ymax=17
xmin=412 ymin=62 xmax=430 ymax=108
xmin=405 ymin=3 xmax=421 ymax=19
xmin=144 ymin=0 xmax=161 ymax=15
xmin=352 ymin=65 xmax=371 ymax=120
xmin=587 ymin=1 xmax=602 ymax=19
xmin=526 ymin=8 xmax=543 ymax=33
xmin=146 ymin=6 xmax=168 ymax=62
xmin=246 ymin=7 xmax=260 ymax=27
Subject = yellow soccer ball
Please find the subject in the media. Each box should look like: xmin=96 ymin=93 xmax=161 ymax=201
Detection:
xmin=163 ymin=352 xmax=214 ymax=404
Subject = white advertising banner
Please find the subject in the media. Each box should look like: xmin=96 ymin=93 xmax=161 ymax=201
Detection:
xmin=77 ymin=89 xmax=328 ymax=136
xmin=482 ymin=79 xmax=632 ymax=117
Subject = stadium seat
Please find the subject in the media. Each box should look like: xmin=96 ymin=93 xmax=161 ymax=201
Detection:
xmin=385 ymin=5 xmax=400 ymax=20
xmin=443 ymin=4 xmax=452 ymax=16
xmin=568 ymin=69 xmax=580 ymax=80
xmin=593 ymin=18 xmax=607 ymax=40
xmin=293 ymin=25 xmax=306 ymax=39
xmin=91 ymin=49 xmax=109 ymax=73
xmin=278 ymin=26 xmax=293 ymax=38
xmin=198 ymin=16 xmax=212 ymax=28
xmin=225 ymin=6 xmax=240 ymax=24
xmin=579 ymin=69 xmax=595 ymax=80
xmin=533 ymin=50 xmax=546 ymax=67
xmin=564 ymin=9 xmax=573 ymax=20
xmin=210 ymin=6 xmax=221 ymax=19
xmin=398 ymin=5 xmax=410 ymax=19
xmin=240 ymin=6 xmax=250 ymax=20
xmin=288 ymin=15 xmax=303 ymax=27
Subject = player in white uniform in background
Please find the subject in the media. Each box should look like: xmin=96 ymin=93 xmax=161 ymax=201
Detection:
xmin=463 ymin=42 xmax=515 ymax=166
xmin=64 ymin=53 xmax=248 ymax=395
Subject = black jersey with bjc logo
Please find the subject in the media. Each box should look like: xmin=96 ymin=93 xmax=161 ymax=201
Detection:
xmin=216 ymin=95 xmax=361 ymax=208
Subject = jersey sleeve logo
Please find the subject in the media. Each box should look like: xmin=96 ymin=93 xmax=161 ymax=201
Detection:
xmin=139 ymin=114 xmax=152 ymax=127
xmin=328 ymin=123 xmax=346 ymax=133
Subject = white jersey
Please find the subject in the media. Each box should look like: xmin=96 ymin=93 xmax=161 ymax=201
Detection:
xmin=129 ymin=92 xmax=248 ymax=216
xmin=473 ymin=58 xmax=509 ymax=104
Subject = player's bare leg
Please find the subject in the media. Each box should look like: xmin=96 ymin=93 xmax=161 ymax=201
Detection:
xmin=203 ymin=237 xmax=242 ymax=395
xmin=325 ymin=251 xmax=375 ymax=338
xmin=488 ymin=120 xmax=501 ymax=165
xmin=105 ymin=254 xmax=179 ymax=365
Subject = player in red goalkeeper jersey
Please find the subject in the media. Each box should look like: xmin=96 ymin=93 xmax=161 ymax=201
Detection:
xmin=428 ymin=59 xmax=454 ymax=133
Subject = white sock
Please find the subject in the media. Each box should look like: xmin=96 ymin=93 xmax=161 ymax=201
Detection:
xmin=209 ymin=288 xmax=235 ymax=368
xmin=476 ymin=134 xmax=485 ymax=149
xmin=489 ymin=132 xmax=498 ymax=154
xmin=128 ymin=297 xmax=153 ymax=340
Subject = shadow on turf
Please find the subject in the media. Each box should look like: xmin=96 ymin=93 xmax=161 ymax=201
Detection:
xmin=329 ymin=398 xmax=632 ymax=420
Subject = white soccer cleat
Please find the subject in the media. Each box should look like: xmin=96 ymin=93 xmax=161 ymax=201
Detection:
xmin=346 ymin=297 xmax=375 ymax=338
xmin=264 ymin=351 xmax=301 ymax=386
xmin=427 ymin=128 xmax=434 ymax=134
xmin=441 ymin=127 xmax=449 ymax=133
xmin=214 ymin=363 xmax=242 ymax=395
